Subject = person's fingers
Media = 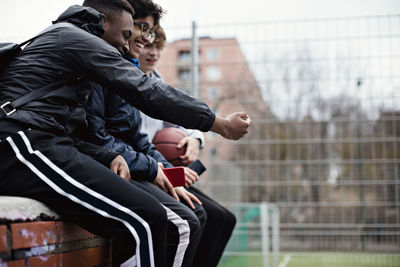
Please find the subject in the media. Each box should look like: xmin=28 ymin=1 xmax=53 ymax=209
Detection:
xmin=238 ymin=111 xmax=249 ymax=120
xmin=185 ymin=175 xmax=194 ymax=186
xmin=181 ymin=150 xmax=191 ymax=164
xmin=182 ymin=147 xmax=192 ymax=159
xmin=180 ymin=155 xmax=193 ymax=165
xmin=158 ymin=180 xmax=168 ymax=192
xmin=154 ymin=163 xmax=168 ymax=191
xmin=186 ymin=168 xmax=199 ymax=183
xmin=227 ymin=112 xmax=251 ymax=140
xmin=188 ymin=154 xmax=196 ymax=164
xmin=187 ymin=191 xmax=202 ymax=206
xmin=180 ymin=138 xmax=200 ymax=165
xmin=181 ymin=193 xmax=195 ymax=209
xmin=184 ymin=168 xmax=197 ymax=185
xmin=180 ymin=154 xmax=189 ymax=161
xmin=110 ymin=164 xmax=118 ymax=175
xmin=185 ymin=178 xmax=193 ymax=187
xmin=181 ymin=149 xmax=196 ymax=165
xmin=119 ymin=165 xmax=130 ymax=181
xmin=177 ymin=136 xmax=189 ymax=149
xmin=191 ymin=172 xmax=199 ymax=183
xmin=188 ymin=139 xmax=199 ymax=153
xmin=186 ymin=141 xmax=195 ymax=152
xmin=186 ymin=146 xmax=196 ymax=161
xmin=239 ymin=113 xmax=251 ymax=130
xmin=181 ymin=157 xmax=191 ymax=166
xmin=244 ymin=116 xmax=251 ymax=125
xmin=167 ymin=181 xmax=179 ymax=201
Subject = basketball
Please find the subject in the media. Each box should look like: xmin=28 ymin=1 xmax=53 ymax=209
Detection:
xmin=152 ymin=127 xmax=188 ymax=166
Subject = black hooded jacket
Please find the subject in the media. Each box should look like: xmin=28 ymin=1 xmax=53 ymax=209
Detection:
xmin=0 ymin=5 xmax=215 ymax=165
xmin=0 ymin=5 xmax=215 ymax=138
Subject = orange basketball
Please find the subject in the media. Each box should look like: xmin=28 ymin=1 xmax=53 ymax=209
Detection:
xmin=152 ymin=127 xmax=187 ymax=166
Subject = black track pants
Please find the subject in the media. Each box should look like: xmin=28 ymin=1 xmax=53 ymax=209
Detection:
xmin=188 ymin=187 xmax=236 ymax=267
xmin=132 ymin=180 xmax=206 ymax=267
xmin=0 ymin=130 xmax=168 ymax=267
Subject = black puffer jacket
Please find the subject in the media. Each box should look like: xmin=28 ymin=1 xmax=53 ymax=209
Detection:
xmin=0 ymin=5 xmax=215 ymax=136
xmin=85 ymin=83 xmax=173 ymax=181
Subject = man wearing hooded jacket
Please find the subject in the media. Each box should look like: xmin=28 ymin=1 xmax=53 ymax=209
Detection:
xmin=83 ymin=1 xmax=208 ymax=266
xmin=0 ymin=0 xmax=250 ymax=266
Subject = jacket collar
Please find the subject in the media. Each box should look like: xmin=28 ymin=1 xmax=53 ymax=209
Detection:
xmin=127 ymin=58 xmax=140 ymax=68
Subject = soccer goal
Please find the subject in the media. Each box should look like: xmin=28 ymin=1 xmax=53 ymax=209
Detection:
xmin=220 ymin=202 xmax=280 ymax=267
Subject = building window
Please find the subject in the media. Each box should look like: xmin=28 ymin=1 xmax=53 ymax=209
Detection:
xmin=207 ymin=87 xmax=219 ymax=99
xmin=206 ymin=48 xmax=219 ymax=60
xmin=178 ymin=50 xmax=191 ymax=62
xmin=178 ymin=69 xmax=191 ymax=81
xmin=205 ymin=67 xmax=221 ymax=81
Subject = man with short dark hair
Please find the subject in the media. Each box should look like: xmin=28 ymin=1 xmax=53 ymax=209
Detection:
xmin=84 ymin=1 xmax=208 ymax=266
xmin=0 ymin=0 xmax=250 ymax=266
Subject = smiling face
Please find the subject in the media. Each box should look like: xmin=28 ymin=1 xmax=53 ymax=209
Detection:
xmin=138 ymin=43 xmax=162 ymax=75
xmin=101 ymin=10 xmax=133 ymax=55
xmin=127 ymin=15 xmax=155 ymax=59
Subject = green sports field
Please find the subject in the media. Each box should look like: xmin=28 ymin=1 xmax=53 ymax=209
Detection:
xmin=218 ymin=252 xmax=400 ymax=267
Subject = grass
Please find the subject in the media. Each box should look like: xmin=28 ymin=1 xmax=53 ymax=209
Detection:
xmin=218 ymin=252 xmax=400 ymax=267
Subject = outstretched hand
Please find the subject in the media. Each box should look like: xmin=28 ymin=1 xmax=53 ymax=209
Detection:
xmin=211 ymin=112 xmax=251 ymax=140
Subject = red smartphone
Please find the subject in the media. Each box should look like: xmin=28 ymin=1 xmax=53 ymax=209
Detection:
xmin=162 ymin=167 xmax=185 ymax=187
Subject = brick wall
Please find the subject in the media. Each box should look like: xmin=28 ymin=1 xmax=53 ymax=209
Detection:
xmin=0 ymin=221 xmax=111 ymax=266
xmin=0 ymin=197 xmax=111 ymax=266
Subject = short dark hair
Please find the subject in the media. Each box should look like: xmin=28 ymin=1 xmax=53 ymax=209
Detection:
xmin=83 ymin=0 xmax=134 ymax=20
xmin=126 ymin=0 xmax=164 ymax=25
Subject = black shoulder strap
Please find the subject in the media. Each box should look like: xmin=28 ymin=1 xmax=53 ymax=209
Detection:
xmin=12 ymin=80 xmax=68 ymax=108
xmin=0 ymin=79 xmax=71 ymax=118
xmin=0 ymin=22 xmax=77 ymax=118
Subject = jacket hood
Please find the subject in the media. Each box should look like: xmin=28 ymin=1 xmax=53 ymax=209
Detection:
xmin=53 ymin=5 xmax=105 ymax=37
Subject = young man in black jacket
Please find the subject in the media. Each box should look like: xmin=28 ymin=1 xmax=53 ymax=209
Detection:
xmin=0 ymin=0 xmax=250 ymax=266
xmin=84 ymin=1 xmax=208 ymax=266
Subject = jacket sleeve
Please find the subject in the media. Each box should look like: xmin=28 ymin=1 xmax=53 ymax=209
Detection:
xmin=71 ymin=136 xmax=119 ymax=167
xmin=152 ymin=71 xmax=206 ymax=149
xmin=85 ymin=85 xmax=160 ymax=181
xmin=130 ymin=117 xmax=174 ymax=169
xmin=59 ymin=28 xmax=216 ymax=132
xmin=187 ymin=130 xmax=205 ymax=149
xmin=163 ymin=121 xmax=206 ymax=149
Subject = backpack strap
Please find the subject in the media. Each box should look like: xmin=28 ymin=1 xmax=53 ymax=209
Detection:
xmin=0 ymin=79 xmax=71 ymax=117
xmin=0 ymin=22 xmax=77 ymax=118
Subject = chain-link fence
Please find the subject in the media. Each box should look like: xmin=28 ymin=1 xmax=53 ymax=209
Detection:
xmin=158 ymin=14 xmax=400 ymax=267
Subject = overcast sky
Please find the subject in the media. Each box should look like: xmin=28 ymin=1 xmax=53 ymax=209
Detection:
xmin=1 ymin=0 xmax=398 ymax=119
xmin=1 ymin=0 xmax=400 ymax=41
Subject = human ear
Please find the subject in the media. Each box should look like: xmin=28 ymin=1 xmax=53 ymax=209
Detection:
xmin=101 ymin=13 xmax=108 ymax=29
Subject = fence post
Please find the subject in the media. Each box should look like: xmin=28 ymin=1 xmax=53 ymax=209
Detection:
xmin=261 ymin=202 xmax=270 ymax=267
xmin=191 ymin=21 xmax=199 ymax=98
xmin=272 ymin=205 xmax=280 ymax=267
